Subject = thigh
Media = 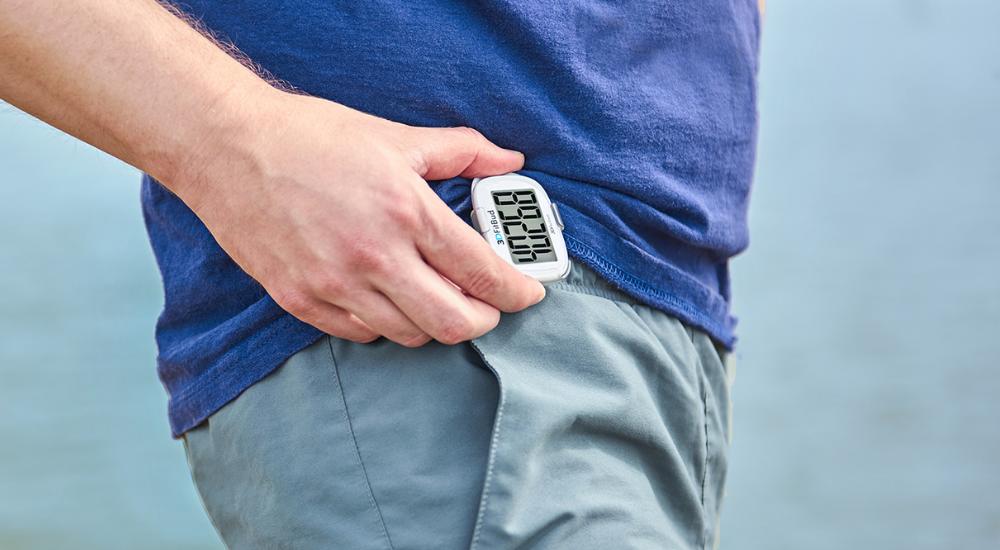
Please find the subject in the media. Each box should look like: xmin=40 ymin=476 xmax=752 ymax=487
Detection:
xmin=184 ymin=336 xmax=498 ymax=550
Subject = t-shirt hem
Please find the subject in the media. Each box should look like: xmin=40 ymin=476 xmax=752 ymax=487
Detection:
xmin=566 ymin=237 xmax=736 ymax=349
xmin=166 ymin=315 xmax=323 ymax=438
xmin=166 ymin=219 xmax=737 ymax=437
xmin=561 ymin=215 xmax=737 ymax=349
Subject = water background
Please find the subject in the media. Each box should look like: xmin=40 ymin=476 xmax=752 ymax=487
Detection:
xmin=1 ymin=1 xmax=998 ymax=548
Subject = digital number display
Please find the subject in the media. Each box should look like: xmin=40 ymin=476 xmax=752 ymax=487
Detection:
xmin=491 ymin=189 xmax=557 ymax=264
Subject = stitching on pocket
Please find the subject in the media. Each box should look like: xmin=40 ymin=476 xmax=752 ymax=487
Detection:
xmin=698 ymin=365 xmax=711 ymax=550
xmin=611 ymin=301 xmax=696 ymax=372
xmin=467 ymin=339 xmax=507 ymax=550
xmin=326 ymin=337 xmax=396 ymax=550
xmin=614 ymin=301 xmax=711 ymax=547
xmin=548 ymin=281 xmax=637 ymax=304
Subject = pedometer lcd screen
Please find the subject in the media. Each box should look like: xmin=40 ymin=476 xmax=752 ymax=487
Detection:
xmin=491 ymin=189 xmax=557 ymax=264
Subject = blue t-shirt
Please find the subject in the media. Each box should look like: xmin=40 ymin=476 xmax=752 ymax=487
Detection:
xmin=144 ymin=0 xmax=761 ymax=436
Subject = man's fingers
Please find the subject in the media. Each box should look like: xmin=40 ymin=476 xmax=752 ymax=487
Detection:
xmin=342 ymin=290 xmax=432 ymax=348
xmin=286 ymin=299 xmax=379 ymax=343
xmin=417 ymin=192 xmax=546 ymax=313
xmin=375 ymin=254 xmax=501 ymax=345
xmin=409 ymin=126 xmax=524 ymax=181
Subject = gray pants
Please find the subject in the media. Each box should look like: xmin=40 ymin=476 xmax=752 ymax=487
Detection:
xmin=184 ymin=264 xmax=735 ymax=549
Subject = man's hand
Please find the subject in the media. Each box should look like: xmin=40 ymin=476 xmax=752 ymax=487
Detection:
xmin=0 ymin=0 xmax=545 ymax=347
xmin=178 ymin=91 xmax=545 ymax=346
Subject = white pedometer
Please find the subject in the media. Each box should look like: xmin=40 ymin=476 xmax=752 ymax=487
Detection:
xmin=470 ymin=173 xmax=572 ymax=283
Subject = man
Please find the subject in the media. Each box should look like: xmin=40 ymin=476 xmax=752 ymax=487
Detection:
xmin=0 ymin=0 xmax=760 ymax=548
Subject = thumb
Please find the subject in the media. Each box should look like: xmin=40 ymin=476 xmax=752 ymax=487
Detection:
xmin=409 ymin=126 xmax=525 ymax=181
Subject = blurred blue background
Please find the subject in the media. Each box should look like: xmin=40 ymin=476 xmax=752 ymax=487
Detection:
xmin=1 ymin=1 xmax=998 ymax=548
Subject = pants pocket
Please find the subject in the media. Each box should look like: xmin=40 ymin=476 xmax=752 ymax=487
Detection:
xmin=468 ymin=285 xmax=711 ymax=550
xmin=329 ymin=335 xmax=500 ymax=550
xmin=183 ymin=338 xmax=394 ymax=550
xmin=183 ymin=282 xmax=729 ymax=550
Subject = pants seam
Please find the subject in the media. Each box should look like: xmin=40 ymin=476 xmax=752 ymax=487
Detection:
xmin=699 ymin=366 xmax=711 ymax=550
xmin=182 ymin=436 xmax=231 ymax=549
xmin=327 ymin=336 xmax=396 ymax=550
xmin=467 ymin=340 xmax=507 ymax=550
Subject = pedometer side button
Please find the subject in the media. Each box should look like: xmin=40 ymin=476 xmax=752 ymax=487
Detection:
xmin=551 ymin=202 xmax=565 ymax=230
xmin=472 ymin=207 xmax=491 ymax=235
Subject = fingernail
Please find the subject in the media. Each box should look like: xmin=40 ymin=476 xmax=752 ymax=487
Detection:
xmin=533 ymin=283 xmax=546 ymax=304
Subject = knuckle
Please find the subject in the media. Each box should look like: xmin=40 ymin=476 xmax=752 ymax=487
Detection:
xmin=346 ymin=242 xmax=391 ymax=274
xmin=272 ymin=287 xmax=313 ymax=317
xmin=464 ymin=263 xmax=504 ymax=298
xmin=384 ymin=198 xmax=421 ymax=229
xmin=436 ymin=315 xmax=477 ymax=345
xmin=315 ymin=276 xmax=348 ymax=300
xmin=454 ymin=126 xmax=484 ymax=141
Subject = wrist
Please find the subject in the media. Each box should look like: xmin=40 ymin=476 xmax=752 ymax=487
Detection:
xmin=154 ymin=78 xmax=287 ymax=210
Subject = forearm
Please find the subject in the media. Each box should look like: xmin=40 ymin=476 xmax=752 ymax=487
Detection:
xmin=0 ymin=0 xmax=274 ymax=191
